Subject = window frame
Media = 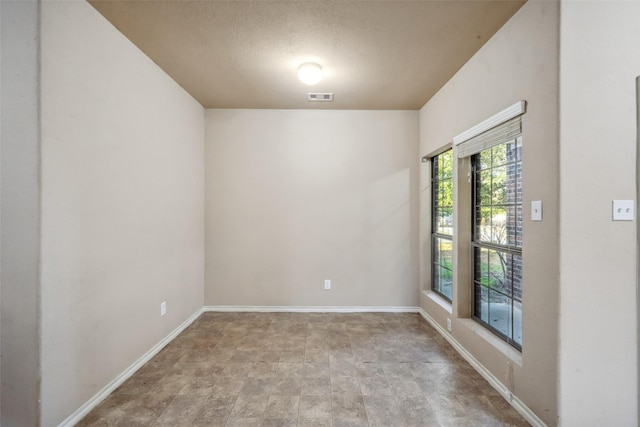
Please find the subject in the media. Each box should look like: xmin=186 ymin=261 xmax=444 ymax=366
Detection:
xmin=431 ymin=149 xmax=454 ymax=302
xmin=471 ymin=136 xmax=523 ymax=350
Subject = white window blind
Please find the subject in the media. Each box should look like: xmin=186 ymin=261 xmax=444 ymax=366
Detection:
xmin=453 ymin=100 xmax=526 ymax=159
xmin=456 ymin=116 xmax=522 ymax=158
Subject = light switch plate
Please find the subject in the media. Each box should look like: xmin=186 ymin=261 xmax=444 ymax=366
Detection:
xmin=612 ymin=200 xmax=634 ymax=221
xmin=531 ymin=200 xmax=542 ymax=221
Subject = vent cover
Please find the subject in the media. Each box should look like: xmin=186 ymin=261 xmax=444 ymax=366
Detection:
xmin=307 ymin=93 xmax=334 ymax=102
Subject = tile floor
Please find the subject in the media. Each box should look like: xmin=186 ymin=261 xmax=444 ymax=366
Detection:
xmin=78 ymin=312 xmax=529 ymax=426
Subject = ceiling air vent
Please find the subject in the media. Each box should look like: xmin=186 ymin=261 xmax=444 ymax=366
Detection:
xmin=307 ymin=93 xmax=334 ymax=102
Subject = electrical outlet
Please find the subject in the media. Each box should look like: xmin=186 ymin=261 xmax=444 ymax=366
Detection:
xmin=160 ymin=301 xmax=167 ymax=316
xmin=324 ymin=279 xmax=331 ymax=290
xmin=446 ymin=318 xmax=452 ymax=332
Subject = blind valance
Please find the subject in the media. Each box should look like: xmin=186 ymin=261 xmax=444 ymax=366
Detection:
xmin=456 ymin=116 xmax=521 ymax=158
xmin=454 ymin=100 xmax=526 ymax=158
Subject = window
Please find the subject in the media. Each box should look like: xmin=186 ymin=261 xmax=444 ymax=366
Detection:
xmin=431 ymin=149 xmax=453 ymax=301
xmin=472 ymin=137 xmax=522 ymax=349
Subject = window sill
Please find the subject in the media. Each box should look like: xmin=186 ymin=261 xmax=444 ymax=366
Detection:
xmin=423 ymin=291 xmax=453 ymax=315
xmin=421 ymin=292 xmax=521 ymax=365
xmin=458 ymin=318 xmax=523 ymax=366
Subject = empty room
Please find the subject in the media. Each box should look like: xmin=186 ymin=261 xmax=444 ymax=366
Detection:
xmin=1 ymin=0 xmax=639 ymax=426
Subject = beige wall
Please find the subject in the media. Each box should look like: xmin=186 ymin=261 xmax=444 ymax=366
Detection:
xmin=559 ymin=1 xmax=638 ymax=424
xmin=418 ymin=2 xmax=559 ymax=425
xmin=205 ymin=109 xmax=419 ymax=308
xmin=39 ymin=2 xmax=205 ymax=425
xmin=0 ymin=1 xmax=41 ymax=425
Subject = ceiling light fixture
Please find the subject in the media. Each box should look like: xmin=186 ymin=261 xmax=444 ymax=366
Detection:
xmin=297 ymin=62 xmax=323 ymax=85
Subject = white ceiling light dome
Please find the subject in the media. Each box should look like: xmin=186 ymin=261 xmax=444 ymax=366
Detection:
xmin=297 ymin=62 xmax=323 ymax=85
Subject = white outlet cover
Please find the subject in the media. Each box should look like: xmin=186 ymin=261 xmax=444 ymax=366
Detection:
xmin=613 ymin=200 xmax=634 ymax=221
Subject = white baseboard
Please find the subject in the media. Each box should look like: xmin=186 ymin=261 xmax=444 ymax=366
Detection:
xmin=417 ymin=308 xmax=547 ymax=427
xmin=58 ymin=308 xmax=204 ymax=427
xmin=203 ymin=305 xmax=421 ymax=313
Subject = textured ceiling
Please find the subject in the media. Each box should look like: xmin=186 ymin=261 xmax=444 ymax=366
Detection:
xmin=88 ymin=0 xmax=525 ymax=110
